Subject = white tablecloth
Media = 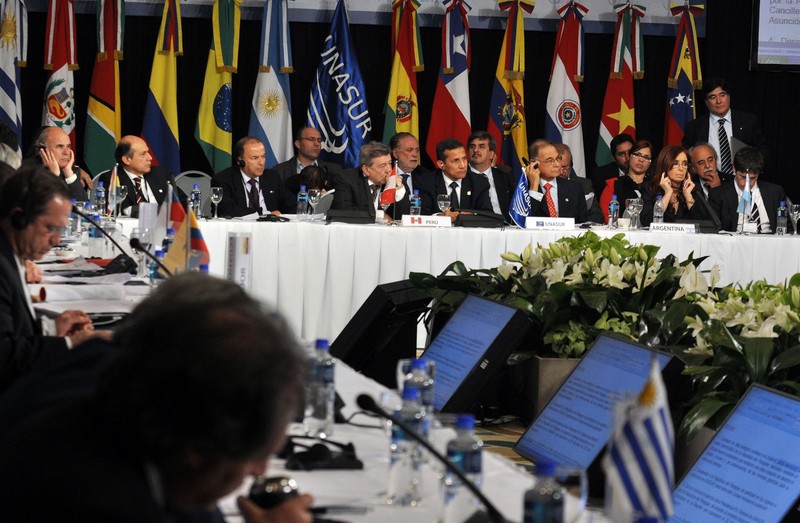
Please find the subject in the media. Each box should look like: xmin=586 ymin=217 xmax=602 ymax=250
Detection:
xmin=117 ymin=218 xmax=800 ymax=343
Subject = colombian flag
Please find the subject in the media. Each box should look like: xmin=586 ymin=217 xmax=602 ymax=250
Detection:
xmin=383 ymin=0 xmax=423 ymax=141
xmin=162 ymin=191 xmax=209 ymax=273
xmin=142 ymin=0 xmax=181 ymax=175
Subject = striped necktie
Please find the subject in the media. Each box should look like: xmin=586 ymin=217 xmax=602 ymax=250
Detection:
xmin=718 ymin=119 xmax=733 ymax=174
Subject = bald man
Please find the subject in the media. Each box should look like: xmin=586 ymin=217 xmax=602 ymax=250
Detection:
xmin=32 ymin=127 xmax=92 ymax=201
xmin=99 ymin=136 xmax=185 ymax=217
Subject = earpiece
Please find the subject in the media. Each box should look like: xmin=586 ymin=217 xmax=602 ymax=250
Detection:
xmin=237 ymin=158 xmax=245 ymax=168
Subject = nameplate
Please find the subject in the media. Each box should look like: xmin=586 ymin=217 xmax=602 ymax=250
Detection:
xmin=650 ymin=222 xmax=696 ymax=234
xmin=402 ymin=215 xmax=452 ymax=227
xmin=525 ymin=217 xmax=575 ymax=230
xmin=225 ymin=232 xmax=253 ymax=291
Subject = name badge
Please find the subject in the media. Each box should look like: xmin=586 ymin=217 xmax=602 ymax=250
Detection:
xmin=402 ymin=215 xmax=452 ymax=227
xmin=650 ymin=222 xmax=696 ymax=234
xmin=525 ymin=217 xmax=575 ymax=230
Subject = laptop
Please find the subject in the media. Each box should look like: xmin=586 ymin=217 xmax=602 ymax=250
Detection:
xmin=671 ymin=384 xmax=800 ymax=522
xmin=514 ymin=333 xmax=672 ymax=469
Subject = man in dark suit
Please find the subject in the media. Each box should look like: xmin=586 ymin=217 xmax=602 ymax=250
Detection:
xmin=0 ymin=273 xmax=312 ymax=521
xmin=709 ymin=147 xmax=786 ymax=234
xmin=467 ymin=130 xmax=516 ymax=222
xmin=26 ymin=126 xmax=92 ymax=201
xmin=273 ymin=126 xmax=343 ymax=184
xmin=99 ymin=135 xmax=184 ymax=218
xmin=682 ymin=78 xmax=767 ymax=177
xmin=0 ymin=168 xmax=105 ymax=393
xmin=331 ymin=141 xmax=409 ymax=221
xmin=212 ymin=136 xmax=293 ymax=217
xmin=589 ymin=133 xmax=633 ymax=197
xmin=556 ymin=143 xmax=603 ymax=223
xmin=525 ymin=140 xmax=588 ymax=223
xmin=389 ymin=132 xmax=431 ymax=194
xmin=416 ymin=138 xmax=492 ymax=220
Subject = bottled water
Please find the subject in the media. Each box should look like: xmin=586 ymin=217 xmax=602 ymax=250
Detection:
xmin=162 ymin=227 xmax=175 ymax=253
xmin=608 ymin=194 xmax=619 ymax=229
xmin=524 ymin=461 xmax=565 ymax=523
xmin=442 ymin=414 xmax=483 ymax=523
xmin=297 ymin=185 xmax=309 ymax=221
xmin=653 ymin=195 xmax=664 ymax=223
xmin=403 ymin=359 xmax=434 ymax=434
xmin=777 ymin=200 xmax=788 ymax=235
xmin=304 ymin=338 xmax=335 ymax=438
xmin=190 ymin=184 xmax=202 ymax=217
xmin=94 ymin=182 xmax=106 ymax=216
xmin=409 ymin=190 xmax=421 ymax=216
xmin=387 ymin=387 xmax=424 ymax=506
xmin=150 ymin=249 xmax=165 ymax=287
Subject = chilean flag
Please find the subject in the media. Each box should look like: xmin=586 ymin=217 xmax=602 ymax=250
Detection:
xmin=425 ymin=0 xmax=471 ymax=161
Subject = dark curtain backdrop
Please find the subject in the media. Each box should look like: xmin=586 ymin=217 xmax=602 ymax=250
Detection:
xmin=18 ymin=2 xmax=800 ymax=201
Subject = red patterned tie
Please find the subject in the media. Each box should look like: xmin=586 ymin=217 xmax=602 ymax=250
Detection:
xmin=134 ymin=176 xmax=147 ymax=203
xmin=544 ymin=183 xmax=557 ymax=217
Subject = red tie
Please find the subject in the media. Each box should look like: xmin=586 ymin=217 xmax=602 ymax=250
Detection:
xmin=544 ymin=183 xmax=557 ymax=217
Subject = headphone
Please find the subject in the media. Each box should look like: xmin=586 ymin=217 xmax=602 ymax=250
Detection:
xmin=279 ymin=436 xmax=363 ymax=471
xmin=9 ymin=174 xmax=38 ymax=230
xmin=237 ymin=158 xmax=246 ymax=168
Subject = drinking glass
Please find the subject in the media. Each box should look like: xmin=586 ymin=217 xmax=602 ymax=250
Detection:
xmin=555 ymin=466 xmax=588 ymax=523
xmin=130 ymin=227 xmax=152 ymax=278
xmin=307 ymin=188 xmax=321 ymax=220
xmin=625 ymin=198 xmax=643 ymax=230
xmin=790 ymin=204 xmax=800 ymax=235
xmin=114 ymin=185 xmax=128 ymax=219
xmin=437 ymin=194 xmax=451 ymax=213
xmin=210 ymin=187 xmax=223 ymax=219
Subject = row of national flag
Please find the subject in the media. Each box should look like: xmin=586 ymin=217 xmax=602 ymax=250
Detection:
xmin=13 ymin=0 xmax=703 ymax=184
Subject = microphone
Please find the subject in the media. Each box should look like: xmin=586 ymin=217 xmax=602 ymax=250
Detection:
xmin=130 ymin=238 xmax=173 ymax=277
xmin=71 ymin=205 xmax=137 ymax=274
xmin=356 ymin=394 xmax=507 ymax=523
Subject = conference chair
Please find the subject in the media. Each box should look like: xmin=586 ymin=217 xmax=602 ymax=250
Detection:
xmin=175 ymin=170 xmax=213 ymax=217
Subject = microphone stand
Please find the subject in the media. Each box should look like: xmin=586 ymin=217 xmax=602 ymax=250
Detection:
xmin=130 ymin=238 xmax=173 ymax=277
xmin=356 ymin=394 xmax=507 ymax=523
xmin=71 ymin=206 xmax=137 ymax=274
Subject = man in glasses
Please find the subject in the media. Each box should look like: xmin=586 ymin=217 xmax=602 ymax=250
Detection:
xmin=590 ymin=133 xmax=633 ymax=197
xmin=525 ymin=140 xmax=587 ymax=223
xmin=682 ymin=78 xmax=767 ymax=178
xmin=273 ymin=126 xmax=343 ymax=186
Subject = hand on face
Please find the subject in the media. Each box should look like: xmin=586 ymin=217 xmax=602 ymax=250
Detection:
xmin=682 ymin=177 xmax=695 ymax=200
xmin=39 ymin=148 xmax=60 ymax=175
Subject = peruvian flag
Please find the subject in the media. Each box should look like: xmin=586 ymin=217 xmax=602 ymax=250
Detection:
xmin=425 ymin=0 xmax=471 ymax=161
xmin=42 ymin=0 xmax=78 ymax=142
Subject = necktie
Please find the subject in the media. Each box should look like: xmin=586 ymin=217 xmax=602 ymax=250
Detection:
xmin=449 ymin=181 xmax=460 ymax=209
xmin=370 ymin=183 xmax=380 ymax=205
xmin=134 ymin=176 xmax=147 ymax=203
xmin=248 ymin=179 xmax=261 ymax=213
xmin=718 ymin=119 xmax=733 ymax=174
xmin=750 ymin=200 xmax=763 ymax=233
xmin=544 ymin=183 xmax=558 ymax=217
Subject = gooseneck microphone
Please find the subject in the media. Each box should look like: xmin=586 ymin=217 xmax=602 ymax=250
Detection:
xmin=129 ymin=238 xmax=173 ymax=277
xmin=71 ymin=206 xmax=137 ymax=274
xmin=356 ymin=394 xmax=507 ymax=523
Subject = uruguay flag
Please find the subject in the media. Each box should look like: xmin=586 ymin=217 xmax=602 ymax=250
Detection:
xmin=425 ymin=0 xmax=471 ymax=163
xmin=544 ymin=2 xmax=587 ymax=178
xmin=306 ymin=0 xmax=372 ymax=169
xmin=0 ymin=0 xmax=25 ymax=151
xmin=249 ymin=0 xmax=293 ymax=167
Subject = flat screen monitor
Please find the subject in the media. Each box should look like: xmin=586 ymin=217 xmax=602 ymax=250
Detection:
xmin=671 ymin=384 xmax=800 ymax=522
xmin=514 ymin=333 xmax=672 ymax=469
xmin=421 ymin=295 xmax=531 ymax=413
xmin=750 ymin=0 xmax=800 ymax=72
xmin=330 ymin=280 xmax=430 ymax=388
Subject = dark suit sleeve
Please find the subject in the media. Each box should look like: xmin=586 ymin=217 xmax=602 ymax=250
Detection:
xmin=416 ymin=175 xmax=438 ymax=215
xmin=468 ymin=174 xmax=493 ymax=212
xmin=65 ymin=172 xmax=88 ymax=201
xmin=211 ymin=169 xmax=255 ymax=218
xmin=329 ymin=170 xmax=358 ymax=211
xmin=570 ymin=181 xmax=588 ymax=223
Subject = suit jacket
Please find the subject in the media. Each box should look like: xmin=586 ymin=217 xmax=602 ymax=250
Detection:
xmin=709 ymin=180 xmax=786 ymax=233
xmin=273 ymin=157 xmax=343 ymax=185
xmin=682 ymin=110 xmax=767 ymax=169
xmin=211 ymin=166 xmax=293 ymax=217
xmin=570 ymin=174 xmax=604 ymax=224
xmin=99 ymin=165 xmax=183 ymax=217
xmin=330 ymin=168 xmax=410 ymax=219
xmin=416 ymin=170 xmax=492 ymax=215
xmin=528 ymin=177 xmax=588 ymax=223
xmin=20 ymin=157 xmax=88 ymax=201
xmin=0 ymin=234 xmax=68 ymax=393
xmin=471 ymin=166 xmax=517 ymax=222
xmin=590 ymin=162 xmax=624 ymax=198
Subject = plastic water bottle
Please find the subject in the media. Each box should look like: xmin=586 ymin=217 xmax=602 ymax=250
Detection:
xmin=777 ymin=200 xmax=788 ymax=235
xmin=403 ymin=358 xmax=434 ymax=419
xmin=94 ymin=181 xmax=106 ymax=216
xmin=162 ymin=227 xmax=175 ymax=253
xmin=653 ymin=195 xmax=665 ymax=223
xmin=387 ymin=387 xmax=424 ymax=506
xmin=409 ymin=189 xmax=422 ymax=216
xmin=88 ymin=212 xmax=104 ymax=257
xmin=149 ymin=249 xmax=165 ymax=287
xmin=524 ymin=461 xmax=565 ymax=523
xmin=70 ymin=198 xmax=81 ymax=237
xmin=297 ymin=185 xmax=309 ymax=221
xmin=442 ymin=414 xmax=484 ymax=523
xmin=190 ymin=184 xmax=202 ymax=217
xmin=608 ymin=194 xmax=619 ymax=229
xmin=304 ymin=338 xmax=335 ymax=438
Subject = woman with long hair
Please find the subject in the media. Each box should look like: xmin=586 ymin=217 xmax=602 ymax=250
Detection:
xmin=644 ymin=145 xmax=710 ymax=225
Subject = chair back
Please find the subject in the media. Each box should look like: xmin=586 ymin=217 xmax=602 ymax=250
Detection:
xmin=175 ymin=170 xmax=213 ymax=217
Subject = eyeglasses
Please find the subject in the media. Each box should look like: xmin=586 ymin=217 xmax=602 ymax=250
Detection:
xmin=536 ymin=157 xmax=558 ymax=166
xmin=301 ymin=137 xmax=324 ymax=143
xmin=630 ymin=152 xmax=652 ymax=162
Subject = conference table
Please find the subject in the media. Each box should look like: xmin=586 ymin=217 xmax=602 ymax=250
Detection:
xmin=118 ymin=218 xmax=800 ymax=344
